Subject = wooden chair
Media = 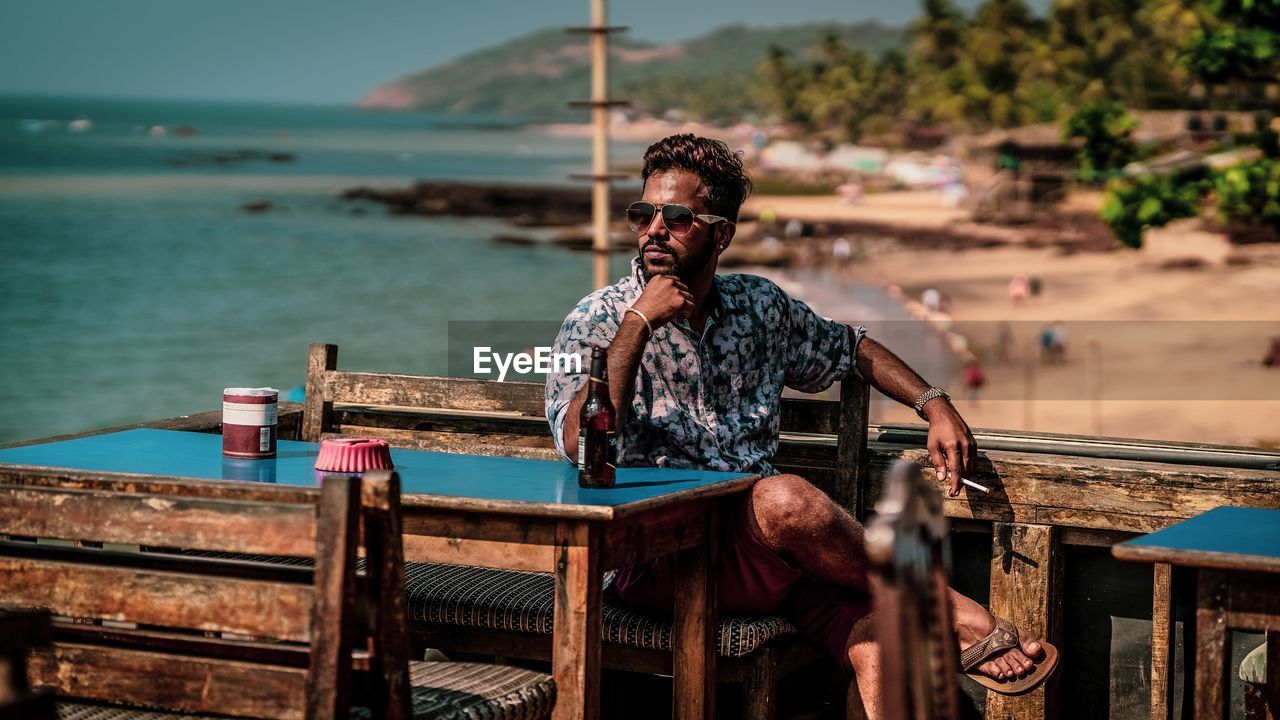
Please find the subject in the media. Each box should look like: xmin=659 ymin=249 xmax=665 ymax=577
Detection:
xmin=302 ymin=342 xmax=873 ymax=719
xmin=865 ymin=460 xmax=962 ymax=720
xmin=0 ymin=471 xmax=555 ymax=720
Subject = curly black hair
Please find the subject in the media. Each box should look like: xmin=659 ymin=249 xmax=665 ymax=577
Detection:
xmin=640 ymin=134 xmax=753 ymax=222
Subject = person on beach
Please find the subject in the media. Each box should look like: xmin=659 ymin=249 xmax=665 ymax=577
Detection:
xmin=545 ymin=134 xmax=1057 ymax=718
xmin=964 ymin=359 xmax=986 ymax=403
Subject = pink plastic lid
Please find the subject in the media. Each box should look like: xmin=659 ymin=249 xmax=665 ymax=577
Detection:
xmin=314 ymin=438 xmax=394 ymax=473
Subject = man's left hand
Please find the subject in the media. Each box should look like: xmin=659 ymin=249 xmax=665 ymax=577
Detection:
xmin=923 ymin=398 xmax=978 ymax=497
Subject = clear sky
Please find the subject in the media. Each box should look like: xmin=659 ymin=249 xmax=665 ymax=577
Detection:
xmin=0 ymin=0 xmax=1049 ymax=105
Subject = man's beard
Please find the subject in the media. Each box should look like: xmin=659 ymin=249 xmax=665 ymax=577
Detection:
xmin=639 ymin=237 xmax=715 ymax=283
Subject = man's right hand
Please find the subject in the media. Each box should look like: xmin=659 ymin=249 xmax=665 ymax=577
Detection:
xmin=630 ymin=275 xmax=694 ymax=329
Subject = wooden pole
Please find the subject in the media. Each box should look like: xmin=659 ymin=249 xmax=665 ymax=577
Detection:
xmin=590 ymin=0 xmax=609 ymax=290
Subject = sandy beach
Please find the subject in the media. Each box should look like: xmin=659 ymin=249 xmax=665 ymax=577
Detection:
xmin=739 ymin=190 xmax=1280 ymax=448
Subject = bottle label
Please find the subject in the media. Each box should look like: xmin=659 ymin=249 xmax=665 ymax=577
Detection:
xmin=577 ymin=432 xmax=586 ymax=467
xmin=605 ymin=431 xmax=617 ymax=468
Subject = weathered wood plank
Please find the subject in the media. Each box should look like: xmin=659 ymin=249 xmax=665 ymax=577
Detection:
xmin=360 ymin=471 xmax=413 ymax=720
xmin=326 ymin=372 xmax=546 ymax=416
xmin=0 ymin=410 xmax=223 ymax=450
xmin=402 ymin=535 xmax=556 ymax=572
xmin=1196 ymin=570 xmax=1231 ymax=719
xmin=402 ymin=513 xmax=558 ymax=546
xmin=334 ymin=407 xmax=550 ymax=437
xmin=0 ymin=557 xmax=314 ymax=642
xmin=986 ymin=523 xmax=1061 ymax=720
xmin=833 ymin=376 xmax=871 ymax=519
xmin=869 ymin=449 xmax=1280 ymax=534
xmin=28 ymin=643 xmax=307 ymax=719
xmin=277 ymin=402 xmax=305 ymax=441
xmin=306 ymin=475 xmax=359 ymax=720
xmin=601 ymin=499 xmax=708 ymax=570
xmin=303 ymin=343 xmax=339 ymax=442
xmin=49 ymin=622 xmax=338 ymax=669
xmin=0 ymin=484 xmax=317 ymax=556
xmin=0 ymin=468 xmax=316 ymax=504
xmin=673 ymin=508 xmax=717 ymax=720
xmin=1150 ymin=562 xmax=1174 ymax=720
xmin=552 ymin=521 xmax=602 ymax=720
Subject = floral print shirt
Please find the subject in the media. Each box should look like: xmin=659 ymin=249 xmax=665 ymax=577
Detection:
xmin=545 ymin=258 xmax=866 ymax=474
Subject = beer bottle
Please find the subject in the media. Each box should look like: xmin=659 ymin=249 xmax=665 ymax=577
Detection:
xmin=577 ymin=347 xmax=617 ymax=488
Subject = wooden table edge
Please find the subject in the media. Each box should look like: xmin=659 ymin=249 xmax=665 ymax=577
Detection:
xmin=1 ymin=463 xmax=761 ymax=523
xmin=1112 ymin=543 xmax=1280 ymax=574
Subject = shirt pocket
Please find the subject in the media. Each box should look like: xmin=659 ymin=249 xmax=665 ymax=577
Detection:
xmin=726 ymin=368 xmax=766 ymax=406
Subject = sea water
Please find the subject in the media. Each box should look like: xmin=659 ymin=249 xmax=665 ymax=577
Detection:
xmin=0 ymin=95 xmax=935 ymax=445
xmin=0 ymin=95 xmax=648 ymax=443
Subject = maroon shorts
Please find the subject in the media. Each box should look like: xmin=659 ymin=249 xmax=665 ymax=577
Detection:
xmin=610 ymin=494 xmax=871 ymax=670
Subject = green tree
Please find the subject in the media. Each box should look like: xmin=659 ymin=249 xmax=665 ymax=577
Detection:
xmin=758 ymin=45 xmax=808 ymax=126
xmin=1171 ymin=0 xmax=1280 ymax=109
xmin=906 ymin=0 xmax=1064 ymax=128
xmin=1063 ymin=101 xmax=1139 ymax=182
xmin=1213 ymin=158 xmax=1280 ymax=235
xmin=758 ymin=33 xmax=893 ymax=142
xmin=1048 ymin=0 xmax=1184 ymax=108
xmin=1100 ymin=173 xmax=1208 ymax=248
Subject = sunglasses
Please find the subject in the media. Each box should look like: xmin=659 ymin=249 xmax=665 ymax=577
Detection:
xmin=626 ymin=201 xmax=727 ymax=239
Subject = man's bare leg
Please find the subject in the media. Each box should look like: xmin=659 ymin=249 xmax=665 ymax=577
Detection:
xmin=846 ymin=615 xmax=880 ymax=720
xmin=748 ymin=474 xmax=1045 ymax=682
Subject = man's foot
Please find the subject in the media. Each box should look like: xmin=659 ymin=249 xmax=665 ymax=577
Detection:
xmin=957 ymin=612 xmax=1043 ymax=681
xmin=956 ymin=612 xmax=1059 ymax=695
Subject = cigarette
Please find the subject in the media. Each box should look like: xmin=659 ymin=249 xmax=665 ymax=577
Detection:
xmin=962 ymin=478 xmax=991 ymax=493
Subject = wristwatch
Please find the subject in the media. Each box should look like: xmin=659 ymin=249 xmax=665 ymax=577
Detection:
xmin=913 ymin=386 xmax=951 ymax=421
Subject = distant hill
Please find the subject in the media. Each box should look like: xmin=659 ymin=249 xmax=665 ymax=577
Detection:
xmin=359 ymin=22 xmax=907 ymax=122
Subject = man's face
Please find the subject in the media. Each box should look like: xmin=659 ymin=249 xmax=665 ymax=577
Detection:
xmin=636 ymin=170 xmax=720 ymax=282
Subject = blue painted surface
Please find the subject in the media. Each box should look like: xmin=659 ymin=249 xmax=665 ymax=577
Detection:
xmin=0 ymin=428 xmax=750 ymax=507
xmin=1121 ymin=506 xmax=1280 ymax=560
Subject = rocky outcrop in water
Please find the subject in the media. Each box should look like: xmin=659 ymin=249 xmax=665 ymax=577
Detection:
xmin=168 ymin=150 xmax=295 ymax=167
xmin=341 ymin=181 xmax=632 ymax=227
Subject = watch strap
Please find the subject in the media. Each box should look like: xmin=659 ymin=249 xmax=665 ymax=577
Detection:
xmin=913 ymin=386 xmax=950 ymax=421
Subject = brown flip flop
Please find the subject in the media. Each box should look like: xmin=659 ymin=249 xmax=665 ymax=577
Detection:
xmin=960 ymin=615 xmax=1060 ymax=696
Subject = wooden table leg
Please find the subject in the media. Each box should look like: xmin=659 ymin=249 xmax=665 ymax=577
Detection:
xmin=673 ymin=504 xmax=718 ymax=720
xmin=1151 ymin=562 xmax=1174 ymax=720
xmin=1195 ymin=570 xmax=1230 ymax=720
xmin=553 ymin=522 xmax=601 ymax=720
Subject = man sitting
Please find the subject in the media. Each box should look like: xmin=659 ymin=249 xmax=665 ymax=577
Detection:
xmin=545 ymin=134 xmax=1057 ymax=718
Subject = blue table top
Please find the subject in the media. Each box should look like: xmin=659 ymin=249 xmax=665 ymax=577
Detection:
xmin=0 ymin=429 xmax=755 ymax=518
xmin=1114 ymin=506 xmax=1280 ymax=570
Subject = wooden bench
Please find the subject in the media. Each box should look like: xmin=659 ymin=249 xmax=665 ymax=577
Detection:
xmin=302 ymin=342 xmax=873 ymax=719
xmin=0 ymin=471 xmax=555 ymax=720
